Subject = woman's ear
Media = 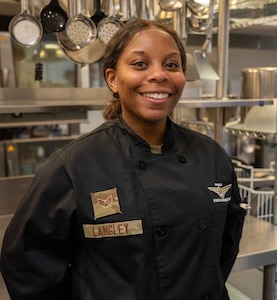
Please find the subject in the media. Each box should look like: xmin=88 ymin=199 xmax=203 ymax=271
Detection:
xmin=105 ymin=68 xmax=118 ymax=94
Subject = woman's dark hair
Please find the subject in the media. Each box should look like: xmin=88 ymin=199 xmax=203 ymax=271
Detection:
xmin=102 ymin=18 xmax=186 ymax=121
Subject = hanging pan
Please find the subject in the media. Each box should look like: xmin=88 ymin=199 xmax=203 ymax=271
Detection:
xmin=193 ymin=0 xmax=219 ymax=80
xmin=40 ymin=0 xmax=68 ymax=33
xmin=97 ymin=0 xmax=124 ymax=46
xmin=9 ymin=0 xmax=43 ymax=47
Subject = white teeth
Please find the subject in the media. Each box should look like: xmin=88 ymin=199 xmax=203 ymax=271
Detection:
xmin=142 ymin=92 xmax=169 ymax=99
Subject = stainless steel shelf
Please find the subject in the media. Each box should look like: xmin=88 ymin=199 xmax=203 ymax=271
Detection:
xmin=0 ymin=119 xmax=89 ymax=128
xmin=0 ymin=135 xmax=81 ymax=144
xmin=177 ymin=98 xmax=274 ymax=108
xmin=0 ymin=88 xmax=110 ymax=114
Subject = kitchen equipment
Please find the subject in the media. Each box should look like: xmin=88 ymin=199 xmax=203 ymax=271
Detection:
xmin=90 ymin=0 xmax=106 ymax=26
xmin=227 ymin=67 xmax=277 ymax=167
xmin=241 ymin=67 xmax=277 ymax=132
xmin=9 ymin=0 xmax=43 ymax=47
xmin=58 ymin=30 xmax=105 ymax=64
xmin=241 ymin=67 xmax=277 ymax=100
xmin=65 ymin=0 xmax=97 ymax=50
xmin=57 ymin=0 xmax=105 ymax=64
xmin=157 ymin=9 xmax=174 ymax=28
xmin=34 ymin=40 xmax=43 ymax=82
xmin=97 ymin=0 xmax=124 ymax=46
xmin=174 ymin=0 xmax=187 ymax=42
xmin=148 ymin=0 xmax=155 ymax=20
xmin=185 ymin=53 xmax=200 ymax=81
xmin=129 ymin=0 xmax=138 ymax=18
xmin=187 ymin=13 xmax=209 ymax=32
xmin=157 ymin=0 xmax=183 ymax=11
xmin=40 ymin=0 xmax=68 ymax=33
xmin=0 ymin=137 xmax=77 ymax=177
xmin=119 ymin=0 xmax=129 ymax=22
xmin=187 ymin=0 xmax=209 ymax=17
xmin=0 ymin=68 xmax=9 ymax=87
xmin=0 ymin=36 xmax=10 ymax=87
xmin=193 ymin=0 xmax=219 ymax=80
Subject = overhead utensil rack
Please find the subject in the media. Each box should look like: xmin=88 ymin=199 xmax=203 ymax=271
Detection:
xmin=212 ymin=0 xmax=277 ymax=32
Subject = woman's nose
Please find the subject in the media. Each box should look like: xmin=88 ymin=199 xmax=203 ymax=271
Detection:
xmin=148 ymin=66 xmax=169 ymax=82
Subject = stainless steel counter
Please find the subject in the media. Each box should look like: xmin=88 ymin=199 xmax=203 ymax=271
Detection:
xmin=233 ymin=215 xmax=277 ymax=272
xmin=232 ymin=215 xmax=277 ymax=300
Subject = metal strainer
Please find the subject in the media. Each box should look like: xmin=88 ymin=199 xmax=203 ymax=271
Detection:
xmin=65 ymin=0 xmax=97 ymax=49
xmin=9 ymin=0 xmax=42 ymax=47
xmin=97 ymin=0 xmax=123 ymax=46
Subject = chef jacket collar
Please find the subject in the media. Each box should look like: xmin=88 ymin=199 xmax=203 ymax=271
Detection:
xmin=115 ymin=115 xmax=181 ymax=155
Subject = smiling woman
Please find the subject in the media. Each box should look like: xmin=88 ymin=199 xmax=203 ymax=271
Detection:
xmin=103 ymin=19 xmax=186 ymax=145
xmin=1 ymin=19 xmax=245 ymax=300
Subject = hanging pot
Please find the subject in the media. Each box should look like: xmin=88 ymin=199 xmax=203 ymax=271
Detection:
xmin=9 ymin=0 xmax=43 ymax=47
xmin=40 ymin=0 xmax=68 ymax=33
xmin=241 ymin=67 xmax=277 ymax=99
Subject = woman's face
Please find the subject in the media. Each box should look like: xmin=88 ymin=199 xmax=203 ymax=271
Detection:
xmin=105 ymin=27 xmax=186 ymax=129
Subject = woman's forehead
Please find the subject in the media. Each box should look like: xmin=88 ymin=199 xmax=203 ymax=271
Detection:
xmin=126 ymin=28 xmax=178 ymax=50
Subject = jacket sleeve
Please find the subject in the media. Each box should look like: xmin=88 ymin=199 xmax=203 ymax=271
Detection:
xmin=220 ymin=170 xmax=246 ymax=281
xmin=0 ymin=153 xmax=75 ymax=300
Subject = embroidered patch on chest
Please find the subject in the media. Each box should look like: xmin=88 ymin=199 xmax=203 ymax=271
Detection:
xmin=91 ymin=187 xmax=122 ymax=220
xmin=208 ymin=183 xmax=232 ymax=203
xmin=83 ymin=220 xmax=143 ymax=238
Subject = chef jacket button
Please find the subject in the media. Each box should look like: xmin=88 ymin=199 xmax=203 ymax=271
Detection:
xmin=201 ymin=291 xmax=210 ymax=299
xmin=198 ymin=219 xmax=207 ymax=231
xmin=177 ymin=154 xmax=186 ymax=164
xmin=156 ymin=225 xmax=167 ymax=237
xmin=137 ymin=160 xmax=147 ymax=170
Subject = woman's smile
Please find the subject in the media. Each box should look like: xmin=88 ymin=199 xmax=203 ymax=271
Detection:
xmin=139 ymin=91 xmax=172 ymax=102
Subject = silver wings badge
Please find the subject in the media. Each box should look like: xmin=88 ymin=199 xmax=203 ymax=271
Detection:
xmin=208 ymin=183 xmax=232 ymax=199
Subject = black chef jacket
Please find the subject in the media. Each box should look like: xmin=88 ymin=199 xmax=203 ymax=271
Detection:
xmin=1 ymin=117 xmax=245 ymax=300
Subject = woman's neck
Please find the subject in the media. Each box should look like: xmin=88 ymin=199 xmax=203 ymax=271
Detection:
xmin=123 ymin=116 xmax=167 ymax=145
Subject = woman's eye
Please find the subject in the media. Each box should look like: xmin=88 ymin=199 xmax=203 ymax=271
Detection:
xmin=132 ymin=61 xmax=147 ymax=68
xmin=166 ymin=62 xmax=179 ymax=69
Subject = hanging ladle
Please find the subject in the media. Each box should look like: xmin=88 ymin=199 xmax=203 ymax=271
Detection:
xmin=40 ymin=0 xmax=68 ymax=33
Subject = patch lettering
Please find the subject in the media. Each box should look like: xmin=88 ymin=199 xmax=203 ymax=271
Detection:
xmin=83 ymin=220 xmax=143 ymax=238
